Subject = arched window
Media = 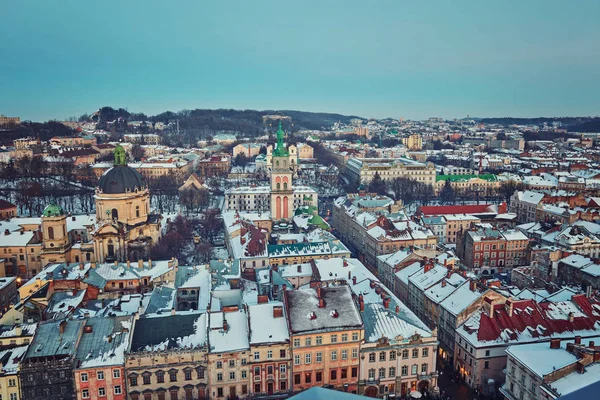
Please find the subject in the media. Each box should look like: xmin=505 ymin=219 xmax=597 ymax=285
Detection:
xmin=107 ymin=239 xmax=115 ymax=258
xmin=283 ymin=182 xmax=288 ymax=189
xmin=111 ymin=209 xmax=118 ymax=220
xmin=277 ymin=183 xmax=281 ymax=190
xmin=276 ymin=160 xmax=279 ymax=167
xmin=48 ymin=226 xmax=54 ymax=240
xmin=136 ymin=205 xmax=140 ymax=218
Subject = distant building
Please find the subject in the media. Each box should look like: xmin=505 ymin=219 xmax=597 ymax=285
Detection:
xmin=0 ymin=199 xmax=17 ymax=220
xmin=401 ymin=134 xmax=423 ymax=150
xmin=345 ymin=157 xmax=436 ymax=186
xmin=0 ymin=115 xmax=20 ymax=128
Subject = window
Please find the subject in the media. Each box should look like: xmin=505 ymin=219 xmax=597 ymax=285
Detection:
xmin=331 ymin=334 xmax=338 ymax=343
xmin=293 ymin=338 xmax=300 ymax=347
xmin=217 ymin=388 xmax=224 ymax=397
xmin=316 ymin=335 xmax=323 ymax=345
xmin=267 ymin=350 xmax=273 ymax=359
xmin=484 ymin=361 xmax=489 ymax=369
xmin=368 ymin=369 xmax=375 ymax=380
xmin=229 ymin=372 xmax=236 ymax=380
xmin=241 ymin=370 xmax=247 ymax=379
xmin=412 ymin=349 xmax=419 ymax=358
xmin=294 ymin=374 xmax=301 ymax=385
xmin=305 ymin=338 xmax=312 ymax=346
xmin=156 ymin=371 xmax=165 ymax=383
xmin=422 ymin=348 xmax=429 ymax=357
xmin=485 ymin=350 xmax=490 ymax=357
xmin=254 ymin=383 xmax=261 ymax=394
xmin=143 ymin=374 xmax=151 ymax=385
xmin=10 ymin=394 xmax=17 ymax=400
xmin=421 ymin=363 xmax=428 ymax=374
xmin=331 ymin=350 xmax=337 ymax=361
xmin=379 ymin=351 xmax=386 ymax=361
xmin=352 ymin=332 xmax=359 ymax=341
xmin=242 ymin=358 xmax=247 ymax=366
xmin=280 ymin=349 xmax=286 ymax=358
xmin=217 ymin=361 xmax=223 ymax=369
xmin=352 ymin=367 xmax=358 ymax=378
xmin=411 ymin=365 xmax=418 ymax=375
xmin=229 ymin=360 xmax=235 ymax=368
xmin=401 ymin=366 xmax=408 ymax=376
xmin=197 ymin=367 xmax=205 ymax=379
xmin=341 ymin=349 xmax=348 ymax=360
xmin=341 ymin=368 xmax=348 ymax=379
xmin=97 ymin=371 xmax=104 ymax=380
xmin=217 ymin=373 xmax=223 ymax=382
xmin=341 ymin=333 xmax=348 ymax=342
xmin=129 ymin=376 xmax=138 ymax=386
xmin=330 ymin=370 xmax=337 ymax=380
xmin=402 ymin=350 xmax=409 ymax=359
xmin=113 ymin=369 xmax=121 ymax=378
xmin=305 ymin=372 xmax=312 ymax=383
xmin=184 ymin=370 xmax=192 ymax=380
xmin=82 ymin=389 xmax=90 ymax=399
xmin=169 ymin=370 xmax=177 ymax=382
xmin=389 ymin=367 xmax=396 ymax=377
xmin=114 ymin=386 xmax=122 ymax=395
xmin=280 ymin=364 xmax=286 ymax=373
xmin=352 ymin=348 xmax=358 ymax=358
xmin=81 ymin=373 xmax=89 ymax=382
xmin=294 ymin=355 xmax=300 ymax=365
xmin=316 ymin=371 xmax=322 ymax=382
xmin=369 ymin=353 xmax=376 ymax=362
xmin=98 ymin=388 xmax=106 ymax=397
xmin=379 ymin=368 xmax=386 ymax=379
xmin=305 ymin=353 xmax=312 ymax=364
xmin=316 ymin=352 xmax=322 ymax=362
xmin=390 ymin=351 xmax=396 ymax=361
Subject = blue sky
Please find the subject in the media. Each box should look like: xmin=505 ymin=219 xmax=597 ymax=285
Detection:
xmin=2 ymin=0 xmax=599 ymax=121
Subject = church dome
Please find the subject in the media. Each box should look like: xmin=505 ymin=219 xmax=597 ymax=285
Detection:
xmin=42 ymin=203 xmax=65 ymax=217
xmin=97 ymin=144 xmax=146 ymax=194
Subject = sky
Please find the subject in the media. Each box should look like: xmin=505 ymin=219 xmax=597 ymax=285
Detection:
xmin=2 ymin=0 xmax=600 ymax=122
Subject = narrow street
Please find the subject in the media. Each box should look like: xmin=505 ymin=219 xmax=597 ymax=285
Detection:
xmin=436 ymin=369 xmax=474 ymax=400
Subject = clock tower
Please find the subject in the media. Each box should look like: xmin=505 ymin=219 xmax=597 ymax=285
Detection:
xmin=270 ymin=122 xmax=293 ymax=220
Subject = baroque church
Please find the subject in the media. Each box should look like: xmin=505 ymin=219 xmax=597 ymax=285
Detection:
xmin=224 ymin=122 xmax=318 ymax=221
xmin=39 ymin=144 xmax=162 ymax=266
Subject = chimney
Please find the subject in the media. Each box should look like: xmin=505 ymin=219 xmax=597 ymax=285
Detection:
xmin=348 ymin=270 xmax=351 ymax=280
xmin=550 ymin=338 xmax=561 ymax=349
xmin=84 ymin=325 xmax=93 ymax=333
xmin=171 ymin=308 xmax=176 ymax=315
xmin=469 ymin=280 xmax=477 ymax=292
xmin=223 ymin=318 xmax=229 ymax=331
xmin=126 ymin=260 xmax=130 ymax=268
xmin=331 ymin=310 xmax=339 ymax=318
xmin=4 ymin=229 xmax=9 ymax=235
xmin=258 ymin=295 xmax=268 ymax=304
xmin=59 ymin=320 xmax=67 ymax=334
xmin=138 ymin=259 xmax=143 ymax=269
xmin=446 ymin=270 xmax=452 ymax=279
xmin=273 ymin=306 xmax=283 ymax=318
xmin=148 ymin=259 xmax=152 ymax=268
xmin=114 ymin=260 xmax=118 ymax=266
xmin=442 ymin=281 xmax=447 ymax=288
xmin=383 ymin=298 xmax=391 ymax=309
xmin=107 ymin=335 xmax=113 ymax=343
xmin=370 ymin=281 xmax=376 ymax=289
xmin=568 ymin=312 xmax=574 ymax=323
xmin=309 ymin=312 xmax=317 ymax=320
xmin=352 ymin=276 xmax=357 ymax=285
xmin=297 ymin=265 xmax=302 ymax=273
xmin=506 ymin=300 xmax=514 ymax=317
xmin=576 ymin=361 xmax=585 ymax=374
xmin=79 ymin=263 xmax=84 ymax=271
xmin=316 ymin=286 xmax=322 ymax=299
xmin=343 ymin=259 xmax=348 ymax=267
xmin=575 ymin=336 xmax=582 ymax=345
xmin=589 ymin=341 xmax=595 ymax=348
xmin=318 ymin=298 xmax=326 ymax=308
xmin=91 ymin=262 xmax=96 ymax=269
xmin=359 ymin=299 xmax=364 ymax=312
xmin=15 ymin=325 xmax=22 ymax=336
xmin=424 ymin=263 xmax=433 ymax=273
xmin=395 ymin=305 xmax=400 ymax=313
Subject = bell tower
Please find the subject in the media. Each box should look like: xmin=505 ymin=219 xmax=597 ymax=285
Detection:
xmin=270 ymin=122 xmax=293 ymax=220
xmin=40 ymin=203 xmax=71 ymax=264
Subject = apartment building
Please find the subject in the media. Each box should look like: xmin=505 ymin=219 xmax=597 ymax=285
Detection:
xmin=247 ymin=302 xmax=292 ymax=396
xmin=126 ymin=313 xmax=209 ymax=400
xmin=284 ymin=286 xmax=363 ymax=394
xmin=456 ymin=226 xmax=529 ymax=273
xmin=510 ymin=191 xmax=545 ymax=223
xmin=345 ymin=157 xmax=436 ymax=185
xmin=74 ymin=317 xmax=131 ymax=400
xmin=502 ymin=337 xmax=600 ymax=400
xmin=434 ymin=174 xmax=499 ymax=196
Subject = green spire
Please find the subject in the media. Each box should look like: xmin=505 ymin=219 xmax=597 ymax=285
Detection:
xmin=114 ymin=144 xmax=127 ymax=166
xmin=273 ymin=121 xmax=289 ymax=157
xmin=42 ymin=203 xmax=65 ymax=217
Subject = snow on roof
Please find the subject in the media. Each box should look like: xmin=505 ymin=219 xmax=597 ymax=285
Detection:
xmin=394 ymin=262 xmax=423 ymax=285
xmin=550 ymin=361 xmax=600 ymax=396
xmin=0 ymin=345 xmax=29 ymax=373
xmin=361 ymin=303 xmax=430 ymax=342
xmin=506 ymin=338 xmax=582 ymax=377
xmin=209 ymin=310 xmax=249 ymax=353
xmin=408 ymin=264 xmax=447 ymax=291
xmin=439 ymin=280 xmax=483 ymax=316
xmin=76 ymin=316 xmax=132 ymax=369
xmin=248 ymin=302 xmax=289 ymax=345
xmin=285 ymin=286 xmax=362 ymax=334
xmin=0 ymin=230 xmax=35 ymax=247
xmin=424 ymin=273 xmax=466 ymax=304
xmin=131 ymin=312 xmax=207 ymax=352
xmin=517 ymin=190 xmax=545 ymax=205
xmin=279 ymin=263 xmax=313 ymax=278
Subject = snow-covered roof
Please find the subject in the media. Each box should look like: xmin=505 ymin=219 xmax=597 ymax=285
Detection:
xmin=209 ymin=310 xmax=249 ymax=353
xmin=248 ymin=302 xmax=289 ymax=345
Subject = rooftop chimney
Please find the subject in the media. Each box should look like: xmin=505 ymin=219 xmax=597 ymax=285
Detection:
xmin=550 ymin=338 xmax=561 ymax=349
xmin=138 ymin=259 xmax=143 ymax=269
xmin=223 ymin=318 xmax=228 ymax=331
xmin=383 ymin=298 xmax=391 ymax=309
xmin=257 ymin=295 xmax=268 ymax=304
xmin=589 ymin=341 xmax=595 ymax=348
xmin=359 ymin=299 xmax=364 ymax=312
xmin=352 ymin=276 xmax=357 ymax=285
xmin=126 ymin=260 xmax=130 ymax=268
xmin=273 ymin=306 xmax=283 ymax=318
xmin=79 ymin=263 xmax=84 ymax=270
xmin=575 ymin=336 xmax=582 ymax=345
xmin=318 ymin=298 xmax=326 ymax=308
xmin=395 ymin=305 xmax=400 ymax=313
xmin=469 ymin=280 xmax=477 ymax=292
xmin=576 ymin=361 xmax=585 ymax=374
xmin=316 ymin=286 xmax=322 ymax=299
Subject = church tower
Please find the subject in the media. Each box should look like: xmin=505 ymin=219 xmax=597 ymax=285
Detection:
xmin=270 ymin=122 xmax=294 ymax=220
xmin=40 ymin=203 xmax=71 ymax=265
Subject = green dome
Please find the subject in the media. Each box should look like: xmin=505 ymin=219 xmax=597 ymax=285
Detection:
xmin=42 ymin=203 xmax=65 ymax=217
xmin=308 ymin=214 xmax=329 ymax=230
